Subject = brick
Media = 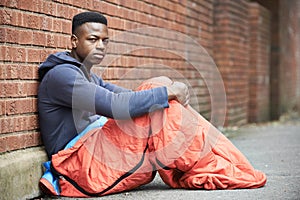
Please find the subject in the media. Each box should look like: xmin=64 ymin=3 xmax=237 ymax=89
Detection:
xmin=40 ymin=16 xmax=53 ymax=31
xmin=18 ymin=29 xmax=33 ymax=45
xmin=0 ymin=27 xmax=6 ymax=42
xmin=61 ymin=19 xmax=71 ymax=34
xmin=0 ymin=9 xmax=13 ymax=25
xmin=0 ymin=131 xmax=41 ymax=153
xmin=56 ymin=3 xmax=68 ymax=19
xmin=101 ymin=1 xmax=118 ymax=16
xmin=42 ymin=1 xmax=57 ymax=16
xmin=0 ymin=115 xmax=38 ymax=134
xmin=32 ymin=31 xmax=46 ymax=46
xmin=5 ymin=98 xmax=37 ymax=115
xmin=45 ymin=33 xmax=56 ymax=47
xmin=1 ymin=27 xmax=18 ymax=44
xmin=19 ymin=0 xmax=33 ymax=11
xmin=0 ymin=81 xmax=38 ymax=97
xmin=31 ymin=0 xmax=43 ymax=13
xmin=53 ymin=19 xmax=62 ymax=33
xmin=0 ymin=65 xmax=5 ymax=79
xmin=0 ymin=100 xmax=5 ymax=115
xmin=1 ymin=45 xmax=29 ymax=63
xmin=26 ymin=48 xmax=42 ymax=63
xmin=24 ymin=13 xmax=41 ymax=29
xmin=0 ymin=64 xmax=38 ymax=80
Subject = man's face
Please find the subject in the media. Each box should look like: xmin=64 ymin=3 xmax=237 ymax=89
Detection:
xmin=72 ymin=22 xmax=109 ymax=66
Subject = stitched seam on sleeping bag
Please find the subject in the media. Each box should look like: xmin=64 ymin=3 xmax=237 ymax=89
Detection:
xmin=155 ymin=158 xmax=171 ymax=170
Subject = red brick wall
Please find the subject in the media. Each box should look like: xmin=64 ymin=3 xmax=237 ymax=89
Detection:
xmin=297 ymin=0 xmax=300 ymax=110
xmin=255 ymin=0 xmax=300 ymax=119
xmin=0 ymin=0 xmax=215 ymax=153
xmin=1 ymin=0 xmax=287 ymax=154
xmin=213 ymin=0 xmax=251 ymax=126
xmin=248 ymin=2 xmax=271 ymax=122
xmin=279 ymin=0 xmax=300 ymax=113
xmin=96 ymin=0 xmax=215 ymax=118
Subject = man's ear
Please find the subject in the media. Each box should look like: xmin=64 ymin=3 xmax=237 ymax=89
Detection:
xmin=71 ymin=34 xmax=78 ymax=48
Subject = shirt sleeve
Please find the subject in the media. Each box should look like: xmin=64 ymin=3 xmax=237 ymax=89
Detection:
xmin=46 ymin=65 xmax=169 ymax=119
xmin=91 ymin=73 xmax=132 ymax=93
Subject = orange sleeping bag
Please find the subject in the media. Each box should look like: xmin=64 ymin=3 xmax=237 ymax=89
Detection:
xmin=39 ymin=79 xmax=267 ymax=197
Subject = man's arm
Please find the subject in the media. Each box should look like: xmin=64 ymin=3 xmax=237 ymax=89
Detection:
xmin=91 ymin=73 xmax=132 ymax=93
xmin=92 ymin=73 xmax=190 ymax=106
xmin=46 ymin=66 xmax=169 ymax=119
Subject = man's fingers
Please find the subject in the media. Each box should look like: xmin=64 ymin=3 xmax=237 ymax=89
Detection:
xmin=173 ymin=81 xmax=190 ymax=106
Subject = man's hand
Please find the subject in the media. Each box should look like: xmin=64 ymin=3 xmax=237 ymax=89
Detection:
xmin=166 ymin=81 xmax=190 ymax=106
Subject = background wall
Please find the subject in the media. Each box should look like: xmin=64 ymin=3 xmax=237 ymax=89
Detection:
xmin=279 ymin=0 xmax=300 ymax=114
xmin=0 ymin=0 xmax=300 ymax=198
xmin=213 ymin=0 xmax=251 ymax=126
xmin=248 ymin=2 xmax=270 ymax=123
xmin=1 ymin=0 xmax=299 ymax=149
xmin=0 ymin=0 xmax=216 ymax=153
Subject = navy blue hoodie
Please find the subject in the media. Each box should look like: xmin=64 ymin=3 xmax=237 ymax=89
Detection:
xmin=38 ymin=52 xmax=169 ymax=158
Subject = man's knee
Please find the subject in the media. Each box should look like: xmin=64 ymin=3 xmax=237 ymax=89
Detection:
xmin=144 ymin=76 xmax=173 ymax=86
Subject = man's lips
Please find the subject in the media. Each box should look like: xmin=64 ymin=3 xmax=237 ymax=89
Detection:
xmin=93 ymin=53 xmax=105 ymax=59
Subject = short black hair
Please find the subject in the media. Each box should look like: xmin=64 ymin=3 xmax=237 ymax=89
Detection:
xmin=72 ymin=11 xmax=107 ymax=34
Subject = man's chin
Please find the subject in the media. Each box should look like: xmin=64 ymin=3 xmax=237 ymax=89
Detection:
xmin=84 ymin=58 xmax=104 ymax=67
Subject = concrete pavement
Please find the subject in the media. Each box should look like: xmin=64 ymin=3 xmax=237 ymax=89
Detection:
xmin=43 ymin=119 xmax=300 ymax=200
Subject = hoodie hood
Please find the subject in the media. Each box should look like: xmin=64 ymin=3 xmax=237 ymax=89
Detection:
xmin=39 ymin=52 xmax=82 ymax=81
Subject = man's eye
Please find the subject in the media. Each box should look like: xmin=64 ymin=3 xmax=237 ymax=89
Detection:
xmin=102 ymin=39 xmax=109 ymax=45
xmin=89 ymin=38 xmax=97 ymax=42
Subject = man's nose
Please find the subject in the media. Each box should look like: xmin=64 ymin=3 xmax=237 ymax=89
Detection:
xmin=96 ymin=40 xmax=105 ymax=49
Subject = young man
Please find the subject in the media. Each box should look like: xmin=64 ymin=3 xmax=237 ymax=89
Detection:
xmin=38 ymin=12 xmax=266 ymax=197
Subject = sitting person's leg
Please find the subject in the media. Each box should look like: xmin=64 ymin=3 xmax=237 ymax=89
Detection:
xmin=148 ymin=105 xmax=266 ymax=189
xmin=48 ymin=76 xmax=266 ymax=197
xmin=137 ymin=77 xmax=267 ymax=189
xmin=49 ymin=107 xmax=156 ymax=197
xmin=48 ymin=78 xmax=169 ymax=197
